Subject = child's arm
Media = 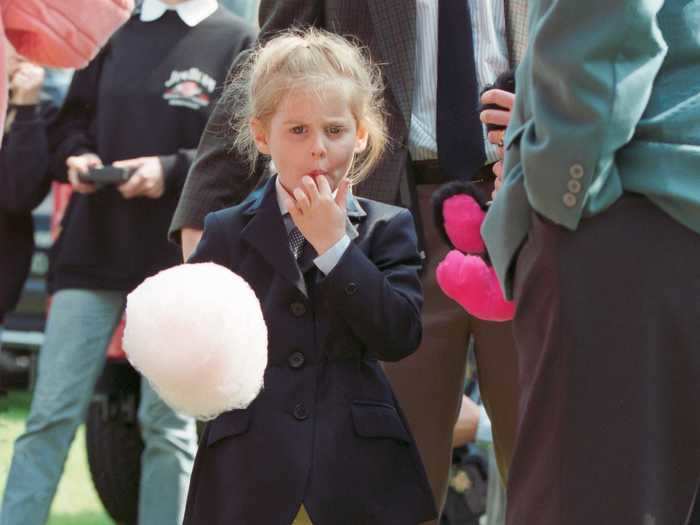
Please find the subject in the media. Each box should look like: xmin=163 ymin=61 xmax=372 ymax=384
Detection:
xmin=317 ymin=208 xmax=423 ymax=362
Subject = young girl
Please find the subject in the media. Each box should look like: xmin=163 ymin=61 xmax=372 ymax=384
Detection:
xmin=184 ymin=29 xmax=436 ymax=525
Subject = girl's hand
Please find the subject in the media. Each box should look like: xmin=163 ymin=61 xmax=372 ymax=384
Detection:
xmin=9 ymin=61 xmax=45 ymax=105
xmin=286 ymin=175 xmax=349 ymax=256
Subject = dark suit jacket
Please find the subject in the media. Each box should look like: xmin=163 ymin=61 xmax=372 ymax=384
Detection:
xmin=168 ymin=0 xmax=529 ymax=241
xmin=183 ymin=177 xmax=435 ymax=525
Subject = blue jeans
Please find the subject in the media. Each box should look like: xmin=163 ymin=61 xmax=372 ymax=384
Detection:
xmin=0 ymin=289 xmax=197 ymax=525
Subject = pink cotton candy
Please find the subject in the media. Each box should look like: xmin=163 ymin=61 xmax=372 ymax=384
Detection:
xmin=436 ymin=251 xmax=515 ymax=322
xmin=123 ymin=263 xmax=268 ymax=420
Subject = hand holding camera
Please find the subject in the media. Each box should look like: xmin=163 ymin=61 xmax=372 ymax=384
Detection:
xmin=66 ymin=154 xmax=164 ymax=199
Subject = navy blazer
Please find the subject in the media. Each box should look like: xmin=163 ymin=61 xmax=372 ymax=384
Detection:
xmin=183 ymin=176 xmax=436 ymax=525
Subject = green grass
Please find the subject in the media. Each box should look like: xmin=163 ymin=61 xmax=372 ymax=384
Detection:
xmin=0 ymin=390 xmax=113 ymax=525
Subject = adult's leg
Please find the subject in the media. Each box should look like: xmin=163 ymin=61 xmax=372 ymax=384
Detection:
xmin=137 ymin=380 xmax=197 ymax=525
xmin=0 ymin=289 xmax=124 ymax=525
xmin=383 ymin=185 xmax=472 ymax=523
xmin=507 ymin=196 xmax=700 ymax=524
xmin=471 ymin=318 xmax=518 ymax=481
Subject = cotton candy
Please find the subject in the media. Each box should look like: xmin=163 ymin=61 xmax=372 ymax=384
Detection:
xmin=123 ymin=263 xmax=267 ymax=420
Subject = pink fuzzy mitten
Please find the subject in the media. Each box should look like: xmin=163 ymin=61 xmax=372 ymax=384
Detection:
xmin=436 ymin=251 xmax=515 ymax=322
xmin=432 ymin=182 xmax=515 ymax=322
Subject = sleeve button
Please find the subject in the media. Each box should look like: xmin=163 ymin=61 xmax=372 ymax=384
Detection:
xmin=567 ymin=179 xmax=582 ymax=194
xmin=563 ymin=193 xmax=578 ymax=208
xmin=569 ymin=164 xmax=584 ymax=179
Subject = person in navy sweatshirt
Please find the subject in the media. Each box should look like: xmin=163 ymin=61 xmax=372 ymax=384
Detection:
xmin=1 ymin=3 xmax=257 ymax=524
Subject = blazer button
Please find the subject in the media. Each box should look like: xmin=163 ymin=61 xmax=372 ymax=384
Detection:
xmin=293 ymin=403 xmax=309 ymax=420
xmin=290 ymin=302 xmax=306 ymax=317
xmin=344 ymin=282 xmax=358 ymax=295
xmin=288 ymin=351 xmax=305 ymax=369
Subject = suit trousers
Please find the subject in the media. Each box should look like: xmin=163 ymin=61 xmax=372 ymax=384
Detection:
xmin=383 ymin=184 xmax=519 ymax=523
xmin=507 ymin=195 xmax=700 ymax=524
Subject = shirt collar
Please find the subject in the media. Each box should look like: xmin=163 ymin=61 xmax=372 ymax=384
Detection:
xmin=140 ymin=0 xmax=218 ymax=27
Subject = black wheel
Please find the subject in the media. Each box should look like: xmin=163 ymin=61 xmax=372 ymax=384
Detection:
xmin=85 ymin=360 xmax=143 ymax=525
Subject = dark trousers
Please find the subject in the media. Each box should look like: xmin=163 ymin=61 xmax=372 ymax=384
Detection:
xmin=507 ymin=195 xmax=700 ymax=524
xmin=384 ymin=183 xmax=519 ymax=524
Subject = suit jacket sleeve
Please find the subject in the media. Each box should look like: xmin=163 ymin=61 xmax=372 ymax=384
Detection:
xmin=186 ymin=211 xmax=230 ymax=267
xmin=167 ymin=0 xmax=324 ymax=243
xmin=503 ymin=0 xmax=668 ymax=230
xmin=317 ymin=209 xmax=423 ymax=362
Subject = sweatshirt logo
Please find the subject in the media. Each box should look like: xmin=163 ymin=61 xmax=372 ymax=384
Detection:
xmin=163 ymin=68 xmax=216 ymax=110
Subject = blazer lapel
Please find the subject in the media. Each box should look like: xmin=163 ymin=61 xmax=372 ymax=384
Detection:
xmin=240 ymin=178 xmax=307 ymax=296
xmin=367 ymin=0 xmax=416 ymax=128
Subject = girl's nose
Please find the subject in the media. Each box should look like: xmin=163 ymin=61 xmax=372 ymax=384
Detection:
xmin=310 ymin=135 xmax=327 ymax=159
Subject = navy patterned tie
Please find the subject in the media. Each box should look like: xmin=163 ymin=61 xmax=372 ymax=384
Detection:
xmin=288 ymin=226 xmax=305 ymax=261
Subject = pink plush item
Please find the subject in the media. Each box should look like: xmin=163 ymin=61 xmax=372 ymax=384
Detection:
xmin=443 ymin=194 xmax=486 ymax=254
xmin=437 ymin=251 xmax=515 ymax=322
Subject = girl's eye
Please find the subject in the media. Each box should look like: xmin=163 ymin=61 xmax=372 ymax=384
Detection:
xmin=327 ymin=126 xmax=344 ymax=135
xmin=290 ymin=126 xmax=305 ymax=134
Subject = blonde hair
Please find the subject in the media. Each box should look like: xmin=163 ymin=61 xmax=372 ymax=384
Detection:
xmin=222 ymin=28 xmax=388 ymax=184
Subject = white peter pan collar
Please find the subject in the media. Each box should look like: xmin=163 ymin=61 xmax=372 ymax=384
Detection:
xmin=140 ymin=0 xmax=218 ymax=27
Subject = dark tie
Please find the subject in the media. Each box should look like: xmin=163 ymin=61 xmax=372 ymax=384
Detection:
xmin=288 ymin=226 xmax=305 ymax=261
xmin=436 ymin=0 xmax=486 ymax=181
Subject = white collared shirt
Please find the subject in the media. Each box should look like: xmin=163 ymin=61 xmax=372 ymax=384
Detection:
xmin=140 ymin=0 xmax=218 ymax=27
xmin=408 ymin=0 xmax=509 ymax=164
xmin=275 ymin=177 xmax=351 ymax=276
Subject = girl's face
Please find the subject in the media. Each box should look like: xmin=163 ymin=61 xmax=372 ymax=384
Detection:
xmin=251 ymin=85 xmax=368 ymax=193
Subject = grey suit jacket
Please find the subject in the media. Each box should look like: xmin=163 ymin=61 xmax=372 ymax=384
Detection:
xmin=169 ymin=0 xmax=529 ymax=240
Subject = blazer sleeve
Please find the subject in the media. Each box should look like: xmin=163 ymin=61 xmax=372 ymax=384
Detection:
xmin=317 ymin=209 xmax=423 ymax=362
xmin=167 ymin=0 xmax=324 ymax=243
xmin=2 ymin=0 xmax=132 ymax=68
xmin=186 ymin=211 xmax=230 ymax=268
xmin=504 ymin=0 xmax=668 ymax=231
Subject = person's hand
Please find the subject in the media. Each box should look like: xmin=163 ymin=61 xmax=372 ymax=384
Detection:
xmin=66 ymin=153 xmax=102 ymax=194
xmin=491 ymin=161 xmax=504 ymax=201
xmin=452 ymin=395 xmax=481 ymax=448
xmin=114 ymin=157 xmax=165 ymax=199
xmin=181 ymin=228 xmax=204 ymax=261
xmin=285 ymin=175 xmax=349 ymax=256
xmin=480 ymin=88 xmax=515 ymax=159
xmin=9 ymin=61 xmax=45 ymax=105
